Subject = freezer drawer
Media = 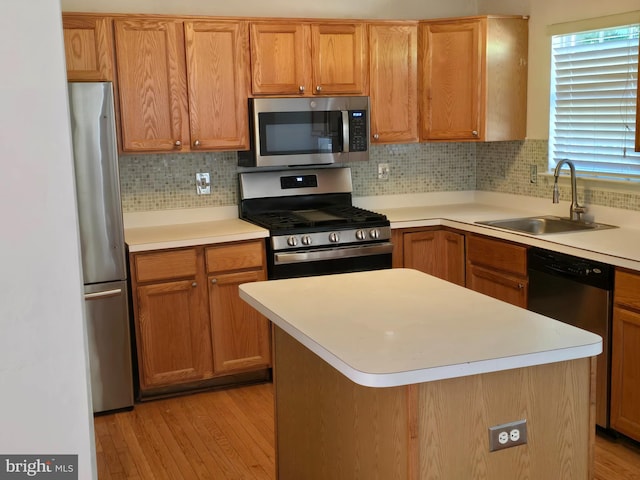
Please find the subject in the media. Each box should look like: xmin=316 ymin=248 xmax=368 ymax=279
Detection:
xmin=84 ymin=280 xmax=134 ymax=413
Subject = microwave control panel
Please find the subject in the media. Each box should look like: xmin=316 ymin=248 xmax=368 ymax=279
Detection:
xmin=349 ymin=110 xmax=368 ymax=152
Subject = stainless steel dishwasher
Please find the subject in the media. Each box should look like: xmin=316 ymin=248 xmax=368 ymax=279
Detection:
xmin=527 ymin=247 xmax=613 ymax=429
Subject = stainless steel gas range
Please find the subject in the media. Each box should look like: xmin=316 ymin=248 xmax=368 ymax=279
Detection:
xmin=239 ymin=167 xmax=393 ymax=279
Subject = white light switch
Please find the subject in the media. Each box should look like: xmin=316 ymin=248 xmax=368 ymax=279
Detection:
xmin=196 ymin=173 xmax=211 ymax=195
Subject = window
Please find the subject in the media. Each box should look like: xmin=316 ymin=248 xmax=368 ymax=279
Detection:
xmin=549 ymin=24 xmax=639 ymax=179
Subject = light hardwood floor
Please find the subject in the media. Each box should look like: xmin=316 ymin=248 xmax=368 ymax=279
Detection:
xmin=95 ymin=382 xmax=640 ymax=479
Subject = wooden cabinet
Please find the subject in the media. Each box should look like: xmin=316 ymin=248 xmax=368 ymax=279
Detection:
xmin=368 ymin=22 xmax=419 ymax=144
xmin=250 ymin=21 xmax=367 ymax=96
xmin=130 ymin=240 xmax=270 ymax=396
xmin=206 ymin=242 xmax=271 ymax=375
xmin=466 ymin=234 xmax=527 ymax=307
xmin=611 ymin=269 xmax=640 ymax=441
xmin=114 ymin=18 xmax=248 ymax=153
xmin=419 ymin=15 xmax=528 ymax=142
xmin=184 ymin=21 xmax=249 ymax=150
xmin=131 ymin=248 xmax=213 ymax=390
xmin=62 ymin=14 xmax=114 ymax=81
xmin=393 ymin=227 xmax=465 ymax=286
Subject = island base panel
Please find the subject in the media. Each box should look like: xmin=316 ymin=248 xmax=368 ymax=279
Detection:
xmin=273 ymin=327 xmax=595 ymax=480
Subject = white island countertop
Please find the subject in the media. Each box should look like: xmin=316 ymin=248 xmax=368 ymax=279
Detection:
xmin=240 ymin=268 xmax=602 ymax=388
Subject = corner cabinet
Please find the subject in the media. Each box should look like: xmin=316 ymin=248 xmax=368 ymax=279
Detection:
xmin=392 ymin=227 xmax=465 ymax=286
xmin=466 ymin=234 xmax=528 ymax=308
xmin=114 ymin=18 xmax=249 ymax=153
xmin=62 ymin=14 xmax=115 ymax=81
xmin=249 ymin=21 xmax=367 ymax=96
xmin=368 ymin=22 xmax=419 ymax=144
xmin=611 ymin=269 xmax=640 ymax=441
xmin=419 ymin=15 xmax=528 ymax=141
xmin=130 ymin=240 xmax=271 ymax=398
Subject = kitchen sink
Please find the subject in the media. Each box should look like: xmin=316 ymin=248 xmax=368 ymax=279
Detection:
xmin=476 ymin=215 xmax=617 ymax=235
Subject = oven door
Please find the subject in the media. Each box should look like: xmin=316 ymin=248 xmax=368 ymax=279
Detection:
xmin=270 ymin=242 xmax=393 ymax=280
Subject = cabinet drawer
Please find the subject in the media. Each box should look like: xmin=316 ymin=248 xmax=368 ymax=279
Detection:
xmin=206 ymin=241 xmax=264 ymax=274
xmin=615 ymin=269 xmax=640 ymax=311
xmin=134 ymin=248 xmax=199 ymax=283
xmin=467 ymin=234 xmax=527 ymax=276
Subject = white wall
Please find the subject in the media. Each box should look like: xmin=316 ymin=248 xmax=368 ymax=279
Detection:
xmin=61 ymin=0 xmax=477 ymax=20
xmin=0 ymin=0 xmax=96 ymax=478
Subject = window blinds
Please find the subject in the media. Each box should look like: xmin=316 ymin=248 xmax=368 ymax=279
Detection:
xmin=549 ymin=25 xmax=639 ymax=178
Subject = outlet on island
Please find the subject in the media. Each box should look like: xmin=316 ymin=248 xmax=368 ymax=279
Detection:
xmin=488 ymin=419 xmax=527 ymax=451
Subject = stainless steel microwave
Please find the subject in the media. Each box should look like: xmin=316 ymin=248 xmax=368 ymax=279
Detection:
xmin=238 ymin=96 xmax=370 ymax=168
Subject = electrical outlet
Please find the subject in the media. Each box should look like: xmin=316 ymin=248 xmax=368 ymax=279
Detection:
xmin=530 ymin=164 xmax=538 ymax=184
xmin=488 ymin=420 xmax=527 ymax=451
xmin=378 ymin=163 xmax=390 ymax=181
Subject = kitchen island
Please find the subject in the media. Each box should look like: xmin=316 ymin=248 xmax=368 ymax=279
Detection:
xmin=240 ymin=268 xmax=601 ymax=480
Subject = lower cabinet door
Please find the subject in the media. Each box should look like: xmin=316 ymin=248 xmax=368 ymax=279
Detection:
xmin=611 ymin=306 xmax=640 ymax=441
xmin=208 ymin=270 xmax=271 ymax=374
xmin=135 ymin=279 xmax=213 ymax=389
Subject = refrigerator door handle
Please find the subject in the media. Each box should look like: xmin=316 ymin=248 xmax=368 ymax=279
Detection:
xmin=84 ymin=288 xmax=122 ymax=301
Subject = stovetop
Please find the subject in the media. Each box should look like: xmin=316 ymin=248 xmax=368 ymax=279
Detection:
xmin=243 ymin=205 xmax=388 ymax=232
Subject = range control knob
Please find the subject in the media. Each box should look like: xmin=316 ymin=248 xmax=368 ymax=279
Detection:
xmin=369 ymin=229 xmax=380 ymax=239
xmin=301 ymin=235 xmax=312 ymax=246
xmin=329 ymin=232 xmax=340 ymax=243
xmin=287 ymin=236 xmax=298 ymax=247
xmin=355 ymin=229 xmax=366 ymax=241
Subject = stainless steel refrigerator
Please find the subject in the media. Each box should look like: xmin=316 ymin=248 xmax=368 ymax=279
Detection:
xmin=68 ymin=82 xmax=134 ymax=413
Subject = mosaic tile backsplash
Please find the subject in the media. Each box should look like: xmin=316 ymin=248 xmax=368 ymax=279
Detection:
xmin=118 ymin=139 xmax=640 ymax=213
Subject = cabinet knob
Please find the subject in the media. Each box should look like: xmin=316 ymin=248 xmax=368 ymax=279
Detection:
xmin=174 ymin=140 xmax=182 ymax=148
xmin=316 ymin=85 xmax=322 ymax=93
xmin=518 ymin=283 xmax=524 ymax=289
xmin=373 ymin=133 xmax=379 ymax=140
xmin=194 ymin=140 xmax=201 ymax=147
xmin=472 ymin=130 xmax=479 ymax=137
xmin=299 ymin=85 xmax=305 ymax=93
xmin=192 ymin=281 xmax=197 ymax=287
xmin=211 ymin=278 xmax=217 ymax=285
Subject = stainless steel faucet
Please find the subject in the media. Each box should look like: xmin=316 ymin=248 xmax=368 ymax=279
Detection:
xmin=553 ymin=159 xmax=586 ymax=221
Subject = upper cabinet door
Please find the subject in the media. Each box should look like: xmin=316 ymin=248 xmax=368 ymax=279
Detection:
xmin=249 ymin=21 xmax=367 ymax=96
xmin=62 ymin=15 xmax=114 ymax=81
xmin=311 ymin=23 xmax=367 ymax=95
xmin=420 ymin=20 xmax=483 ymax=141
xmin=250 ymin=22 xmax=310 ymax=95
xmin=114 ymin=19 xmax=189 ymax=152
xmin=369 ymin=23 xmax=418 ymax=144
xmin=184 ymin=21 xmax=249 ymax=150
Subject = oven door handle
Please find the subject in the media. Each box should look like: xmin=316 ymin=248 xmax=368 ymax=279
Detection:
xmin=274 ymin=242 xmax=394 ymax=265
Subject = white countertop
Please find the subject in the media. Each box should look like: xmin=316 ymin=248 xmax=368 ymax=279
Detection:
xmin=124 ymin=207 xmax=268 ymax=252
xmin=239 ymin=268 xmax=602 ymax=388
xmin=356 ymin=191 xmax=640 ymax=271
xmin=123 ymin=192 xmax=640 ymax=271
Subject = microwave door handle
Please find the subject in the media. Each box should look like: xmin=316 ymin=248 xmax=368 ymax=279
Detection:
xmin=341 ymin=110 xmax=350 ymax=153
